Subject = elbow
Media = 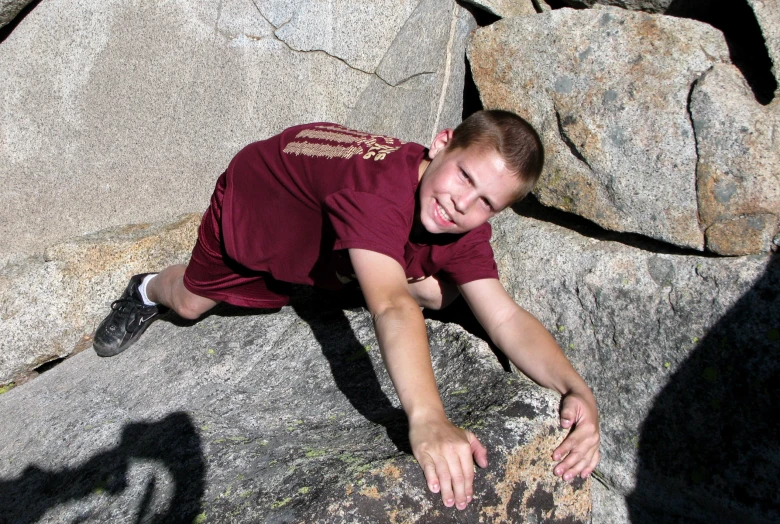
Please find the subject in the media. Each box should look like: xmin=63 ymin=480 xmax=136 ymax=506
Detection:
xmin=368 ymin=293 xmax=422 ymax=324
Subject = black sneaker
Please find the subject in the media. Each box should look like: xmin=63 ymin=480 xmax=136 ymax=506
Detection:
xmin=93 ymin=273 xmax=168 ymax=357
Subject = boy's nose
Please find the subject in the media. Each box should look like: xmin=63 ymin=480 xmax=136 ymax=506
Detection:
xmin=453 ymin=191 xmax=476 ymax=213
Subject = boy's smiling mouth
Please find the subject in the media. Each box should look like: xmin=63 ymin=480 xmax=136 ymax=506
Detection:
xmin=435 ymin=201 xmax=455 ymax=227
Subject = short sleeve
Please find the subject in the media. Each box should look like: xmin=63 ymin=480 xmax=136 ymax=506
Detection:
xmin=437 ymin=223 xmax=499 ymax=285
xmin=325 ymin=189 xmax=413 ymax=267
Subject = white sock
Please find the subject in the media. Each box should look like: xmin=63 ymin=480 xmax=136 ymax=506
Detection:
xmin=138 ymin=274 xmax=158 ymax=306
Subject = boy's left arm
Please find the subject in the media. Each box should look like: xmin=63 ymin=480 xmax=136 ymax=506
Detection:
xmin=459 ymin=278 xmax=600 ymax=481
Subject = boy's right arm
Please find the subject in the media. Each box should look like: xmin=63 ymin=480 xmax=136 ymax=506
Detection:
xmin=349 ymin=248 xmax=488 ymax=510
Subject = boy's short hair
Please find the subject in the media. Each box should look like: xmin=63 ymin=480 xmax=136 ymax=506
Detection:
xmin=449 ymin=110 xmax=544 ymax=202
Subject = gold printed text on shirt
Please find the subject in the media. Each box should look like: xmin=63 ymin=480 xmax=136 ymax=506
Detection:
xmin=283 ymin=125 xmax=405 ymax=162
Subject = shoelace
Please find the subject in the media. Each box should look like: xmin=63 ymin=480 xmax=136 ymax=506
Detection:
xmin=110 ymin=296 xmax=142 ymax=312
xmin=110 ymin=297 xmax=154 ymax=332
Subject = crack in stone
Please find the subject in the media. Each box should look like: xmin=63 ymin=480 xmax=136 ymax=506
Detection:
xmin=431 ymin=5 xmax=460 ymax=144
xmin=514 ymin=195 xmax=719 ymax=257
xmin=575 ymin=284 xmax=600 ymax=349
xmin=238 ymin=1 xmax=445 ymax=94
xmin=214 ymin=0 xmax=224 ymax=43
xmin=666 ymin=288 xmax=676 ymax=315
xmin=391 ymin=71 xmax=438 ymax=87
xmin=248 ymin=0 xmax=278 ymax=29
xmin=554 ymin=106 xmax=593 ymax=171
xmin=687 ymin=66 xmax=712 ymax=237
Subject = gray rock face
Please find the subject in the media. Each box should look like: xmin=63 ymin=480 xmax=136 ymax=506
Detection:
xmin=0 ymin=289 xmax=591 ymax=522
xmin=346 ymin=0 xmax=475 ymax=147
xmin=0 ymin=214 xmax=200 ymax=385
xmin=469 ymin=7 xmax=731 ymax=250
xmin=0 ymin=0 xmax=30 ymax=28
xmin=691 ymin=64 xmax=780 ymax=255
xmin=272 ymin=0 xmax=419 ymax=73
xmin=0 ymin=0 xmax=472 ymax=262
xmin=489 ymin=207 xmax=779 ymax=521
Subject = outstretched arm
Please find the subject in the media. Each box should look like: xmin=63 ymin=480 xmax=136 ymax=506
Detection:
xmin=460 ymin=278 xmax=600 ymax=481
xmin=349 ymin=248 xmax=487 ymax=510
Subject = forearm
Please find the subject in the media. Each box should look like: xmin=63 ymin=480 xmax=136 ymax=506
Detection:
xmin=372 ymin=296 xmax=446 ymax=422
xmin=492 ymin=307 xmax=591 ymax=397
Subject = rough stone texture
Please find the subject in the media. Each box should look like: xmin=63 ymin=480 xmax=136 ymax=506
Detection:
xmin=590 ymin=481 xmax=631 ymax=524
xmin=0 ymin=291 xmax=590 ymax=522
xmin=490 ymin=207 xmax=779 ymax=521
xmin=469 ymin=7 xmax=731 ymax=250
xmin=748 ymin=0 xmax=780 ymax=87
xmin=347 ymin=0 xmax=475 ymax=147
xmin=273 ymin=1 xmax=418 ymax=74
xmin=0 ymin=214 xmax=200 ymax=386
xmin=0 ymin=0 xmax=472 ymax=262
xmin=691 ymin=66 xmax=780 ymax=255
xmin=0 ymin=0 xmax=30 ymax=28
xmin=460 ymin=0 xmax=538 ymax=18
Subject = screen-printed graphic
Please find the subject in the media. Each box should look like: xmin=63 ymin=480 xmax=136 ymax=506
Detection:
xmin=283 ymin=124 xmax=405 ymax=161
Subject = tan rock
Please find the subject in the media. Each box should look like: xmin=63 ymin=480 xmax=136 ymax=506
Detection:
xmin=0 ymin=214 xmax=200 ymax=384
xmin=468 ymin=8 xmax=730 ymax=250
xmin=691 ymin=64 xmax=780 ymax=255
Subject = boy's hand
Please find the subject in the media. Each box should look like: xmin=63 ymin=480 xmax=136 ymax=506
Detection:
xmin=409 ymin=413 xmax=488 ymax=510
xmin=552 ymin=389 xmax=600 ymax=481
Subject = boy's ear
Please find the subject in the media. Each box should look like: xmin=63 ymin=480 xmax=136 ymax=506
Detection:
xmin=428 ymin=129 xmax=453 ymax=159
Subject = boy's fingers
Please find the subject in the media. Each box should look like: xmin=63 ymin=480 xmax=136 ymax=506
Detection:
xmin=433 ymin=456 xmax=456 ymax=507
xmin=559 ymin=397 xmax=579 ymax=429
xmin=581 ymin=449 xmax=600 ymax=478
xmin=444 ymin=452 xmax=468 ymax=510
xmin=554 ymin=447 xmax=582 ymax=477
xmin=457 ymin=450 xmax=475 ymax=509
xmin=420 ymin=457 xmax=440 ymax=493
xmin=552 ymin=435 xmax=575 ymax=462
xmin=468 ymin=431 xmax=489 ymax=468
xmin=562 ymin=453 xmax=591 ymax=481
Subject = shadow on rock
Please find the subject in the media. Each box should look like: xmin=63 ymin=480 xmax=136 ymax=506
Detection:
xmin=291 ymin=289 xmax=412 ymax=454
xmin=0 ymin=412 xmax=205 ymax=524
xmin=628 ymin=255 xmax=780 ymax=522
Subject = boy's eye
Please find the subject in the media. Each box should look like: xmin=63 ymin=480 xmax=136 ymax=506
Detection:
xmin=481 ymin=198 xmax=493 ymax=211
xmin=459 ymin=170 xmax=471 ymax=182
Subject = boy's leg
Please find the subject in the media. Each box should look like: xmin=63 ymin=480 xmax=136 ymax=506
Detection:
xmin=408 ymin=275 xmax=460 ymax=310
xmin=145 ymin=264 xmax=218 ymax=320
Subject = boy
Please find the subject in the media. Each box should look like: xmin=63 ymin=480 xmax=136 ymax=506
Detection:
xmin=94 ymin=110 xmax=600 ymax=511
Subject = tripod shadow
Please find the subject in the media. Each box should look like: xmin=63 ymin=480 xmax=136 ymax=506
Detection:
xmin=0 ymin=412 xmax=205 ymax=524
xmin=628 ymin=254 xmax=780 ymax=521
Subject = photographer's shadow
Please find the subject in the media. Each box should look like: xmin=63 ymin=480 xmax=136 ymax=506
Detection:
xmin=0 ymin=412 xmax=205 ymax=524
xmin=628 ymin=255 xmax=780 ymax=521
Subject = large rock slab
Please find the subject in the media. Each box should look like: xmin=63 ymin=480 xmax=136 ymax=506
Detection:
xmin=691 ymin=64 xmax=780 ymax=255
xmin=0 ymin=214 xmax=200 ymax=386
xmin=489 ymin=206 xmax=779 ymax=521
xmin=469 ymin=7 xmax=731 ymax=250
xmin=0 ymin=0 xmax=472 ymax=262
xmin=0 ymin=291 xmax=590 ymax=522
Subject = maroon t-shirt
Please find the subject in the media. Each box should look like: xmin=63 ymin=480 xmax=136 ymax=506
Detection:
xmin=220 ymin=123 xmax=498 ymax=290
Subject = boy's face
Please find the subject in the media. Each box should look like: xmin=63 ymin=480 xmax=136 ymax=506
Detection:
xmin=417 ymin=130 xmax=519 ymax=235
